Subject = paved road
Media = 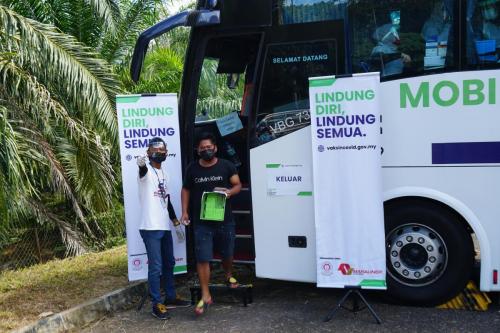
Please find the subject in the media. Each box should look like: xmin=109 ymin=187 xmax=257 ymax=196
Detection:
xmin=83 ymin=276 xmax=500 ymax=333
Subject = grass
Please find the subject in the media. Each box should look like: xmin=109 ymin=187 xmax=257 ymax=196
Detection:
xmin=0 ymin=245 xmax=129 ymax=332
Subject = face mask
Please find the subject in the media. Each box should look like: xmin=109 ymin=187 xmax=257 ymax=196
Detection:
xmin=483 ymin=7 xmax=498 ymax=21
xmin=199 ymin=149 xmax=215 ymax=161
xmin=150 ymin=152 xmax=166 ymax=163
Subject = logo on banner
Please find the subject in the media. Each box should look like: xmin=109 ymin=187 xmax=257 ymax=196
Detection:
xmin=320 ymin=261 xmax=334 ymax=276
xmin=318 ymin=145 xmax=325 ymax=152
xmin=338 ymin=263 xmax=353 ymax=275
xmin=338 ymin=262 xmax=383 ymax=276
xmin=131 ymin=258 xmax=143 ymax=271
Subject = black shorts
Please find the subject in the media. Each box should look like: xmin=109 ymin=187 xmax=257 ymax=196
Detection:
xmin=194 ymin=223 xmax=235 ymax=262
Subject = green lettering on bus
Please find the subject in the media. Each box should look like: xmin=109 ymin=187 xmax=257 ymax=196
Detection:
xmin=400 ymin=82 xmax=430 ymax=108
xmin=401 ymin=78 xmax=496 ymax=108
xmin=489 ymin=78 xmax=496 ymax=104
xmin=463 ymin=79 xmax=484 ymax=106
xmin=433 ymin=80 xmax=459 ymax=107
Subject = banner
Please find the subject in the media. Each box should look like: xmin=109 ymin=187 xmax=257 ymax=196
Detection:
xmin=116 ymin=94 xmax=187 ymax=281
xmin=309 ymin=73 xmax=386 ymax=289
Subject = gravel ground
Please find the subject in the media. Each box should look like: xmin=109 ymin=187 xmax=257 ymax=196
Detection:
xmin=82 ymin=269 xmax=500 ymax=333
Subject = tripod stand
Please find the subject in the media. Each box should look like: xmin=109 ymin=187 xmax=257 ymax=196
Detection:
xmin=323 ymin=286 xmax=382 ymax=324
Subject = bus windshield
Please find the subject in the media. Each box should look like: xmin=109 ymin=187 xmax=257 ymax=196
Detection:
xmin=256 ymin=39 xmax=337 ymax=145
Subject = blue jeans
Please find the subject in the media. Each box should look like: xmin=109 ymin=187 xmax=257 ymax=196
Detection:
xmin=139 ymin=230 xmax=176 ymax=306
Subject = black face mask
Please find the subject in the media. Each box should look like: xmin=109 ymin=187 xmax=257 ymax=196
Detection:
xmin=199 ymin=149 xmax=215 ymax=161
xmin=150 ymin=152 xmax=166 ymax=163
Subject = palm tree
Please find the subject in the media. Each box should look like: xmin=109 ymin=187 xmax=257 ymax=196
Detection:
xmin=0 ymin=4 xmax=120 ymax=254
xmin=0 ymin=0 xmax=162 ymax=256
xmin=0 ymin=0 xmax=240 ymax=261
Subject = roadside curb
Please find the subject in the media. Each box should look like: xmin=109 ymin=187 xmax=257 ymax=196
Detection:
xmin=13 ymin=281 xmax=146 ymax=333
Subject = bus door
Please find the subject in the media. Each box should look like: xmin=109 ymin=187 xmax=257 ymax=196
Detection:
xmin=191 ymin=32 xmax=263 ymax=264
xmin=250 ymin=20 xmax=346 ymax=282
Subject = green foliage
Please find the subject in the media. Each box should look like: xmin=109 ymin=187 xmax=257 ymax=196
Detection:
xmin=0 ymin=0 xmax=159 ymax=254
xmin=196 ymin=59 xmax=244 ymax=119
xmin=0 ymin=0 xmax=242 ymax=257
xmin=90 ymin=202 xmax=126 ymax=249
xmin=119 ymin=47 xmax=184 ymax=93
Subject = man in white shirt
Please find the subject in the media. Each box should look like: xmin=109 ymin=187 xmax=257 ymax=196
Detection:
xmin=137 ymin=137 xmax=189 ymax=320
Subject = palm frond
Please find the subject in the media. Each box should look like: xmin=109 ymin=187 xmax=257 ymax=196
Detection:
xmin=196 ymin=97 xmax=242 ymax=119
xmin=0 ymin=5 xmax=121 ymax=140
xmin=0 ymin=59 xmax=87 ymax=140
xmin=56 ymin=136 xmax=115 ymax=213
xmin=0 ymin=0 xmax=50 ymax=23
xmin=99 ymin=0 xmax=158 ymax=63
xmin=26 ymin=198 xmax=88 ymax=255
xmin=0 ymin=107 xmax=36 ymax=197
xmin=86 ymin=0 xmax=121 ymax=34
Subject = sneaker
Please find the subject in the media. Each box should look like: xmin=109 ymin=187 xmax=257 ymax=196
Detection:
xmin=152 ymin=303 xmax=170 ymax=320
xmin=164 ymin=295 xmax=191 ymax=308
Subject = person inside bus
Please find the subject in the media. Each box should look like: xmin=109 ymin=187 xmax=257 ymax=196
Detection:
xmin=422 ymin=2 xmax=451 ymax=43
xmin=480 ymin=0 xmax=500 ymax=46
xmin=422 ymin=1 xmax=454 ymax=69
xmin=181 ymin=132 xmax=242 ymax=316
xmin=371 ymin=10 xmax=412 ymax=76
xmin=466 ymin=0 xmax=500 ymax=63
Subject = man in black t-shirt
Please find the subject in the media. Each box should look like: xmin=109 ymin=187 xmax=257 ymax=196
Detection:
xmin=181 ymin=132 xmax=242 ymax=316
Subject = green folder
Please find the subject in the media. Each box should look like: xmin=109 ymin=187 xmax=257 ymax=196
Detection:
xmin=200 ymin=191 xmax=227 ymax=221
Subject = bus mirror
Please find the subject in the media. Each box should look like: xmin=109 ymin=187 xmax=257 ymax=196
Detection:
xmin=226 ymin=73 xmax=240 ymax=89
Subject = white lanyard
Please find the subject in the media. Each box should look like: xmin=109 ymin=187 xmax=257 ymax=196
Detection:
xmin=151 ymin=165 xmax=168 ymax=208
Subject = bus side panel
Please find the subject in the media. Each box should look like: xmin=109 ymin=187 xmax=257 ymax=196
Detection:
xmin=380 ymin=70 xmax=500 ymax=292
xmin=250 ymin=127 xmax=316 ymax=283
xmin=250 ymin=70 xmax=500 ymax=290
xmin=382 ymin=167 xmax=500 ymax=291
xmin=381 ymin=70 xmax=500 ymax=167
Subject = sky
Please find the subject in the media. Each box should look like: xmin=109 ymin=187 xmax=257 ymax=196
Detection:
xmin=166 ymin=0 xmax=194 ymax=13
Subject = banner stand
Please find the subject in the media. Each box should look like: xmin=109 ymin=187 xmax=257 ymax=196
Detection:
xmin=323 ymin=286 xmax=382 ymax=324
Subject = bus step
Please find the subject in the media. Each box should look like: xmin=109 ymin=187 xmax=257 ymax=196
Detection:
xmin=236 ymin=234 xmax=252 ymax=239
xmin=233 ymin=210 xmax=251 ymax=214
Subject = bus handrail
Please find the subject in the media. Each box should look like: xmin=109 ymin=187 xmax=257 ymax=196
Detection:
xmin=130 ymin=10 xmax=220 ymax=82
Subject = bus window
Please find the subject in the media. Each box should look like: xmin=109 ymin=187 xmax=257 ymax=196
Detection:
xmin=349 ymin=0 xmax=455 ymax=78
xmin=276 ymin=0 xmax=347 ymax=25
xmin=253 ymin=40 xmax=337 ymax=147
xmin=195 ymin=58 xmax=244 ymax=122
xmin=466 ymin=0 xmax=500 ymax=68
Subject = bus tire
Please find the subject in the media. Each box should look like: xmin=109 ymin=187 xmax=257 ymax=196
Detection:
xmin=384 ymin=198 xmax=474 ymax=306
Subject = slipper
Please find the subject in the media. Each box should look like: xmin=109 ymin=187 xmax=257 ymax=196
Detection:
xmin=194 ymin=298 xmax=213 ymax=316
xmin=226 ymin=276 xmax=239 ymax=289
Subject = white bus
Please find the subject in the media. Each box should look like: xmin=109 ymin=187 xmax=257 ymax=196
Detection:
xmin=131 ymin=0 xmax=500 ymax=305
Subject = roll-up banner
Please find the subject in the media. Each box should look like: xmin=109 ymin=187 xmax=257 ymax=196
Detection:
xmin=309 ymin=73 xmax=386 ymax=289
xmin=116 ymin=94 xmax=187 ymax=281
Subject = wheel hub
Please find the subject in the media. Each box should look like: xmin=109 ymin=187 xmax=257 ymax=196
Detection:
xmin=400 ymin=243 xmax=428 ymax=269
xmin=387 ymin=224 xmax=447 ymax=286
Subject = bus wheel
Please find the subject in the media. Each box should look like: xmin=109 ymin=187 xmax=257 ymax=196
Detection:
xmin=384 ymin=198 xmax=474 ymax=306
